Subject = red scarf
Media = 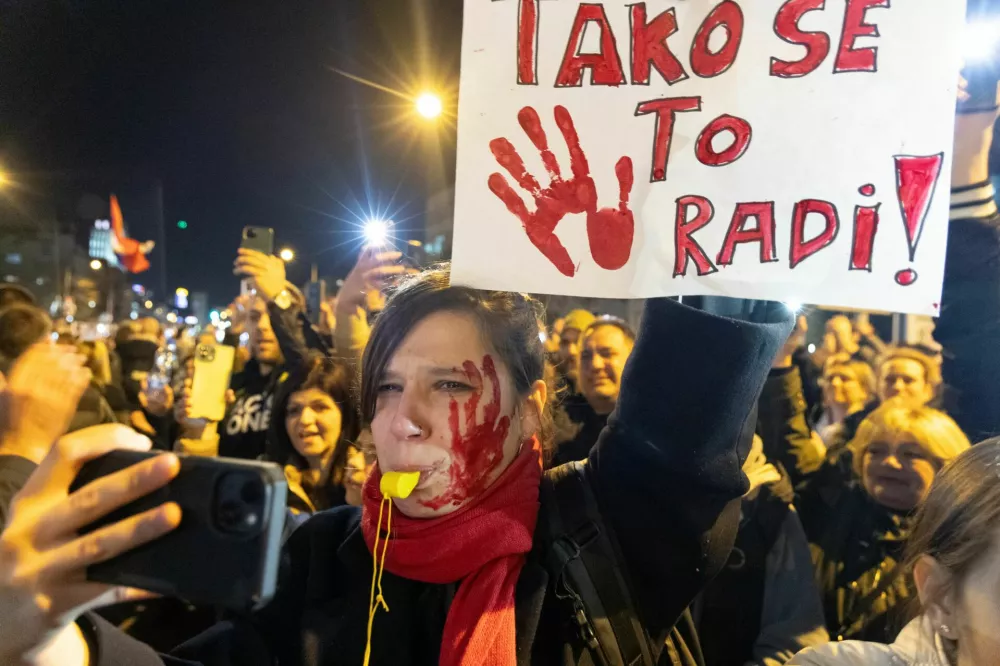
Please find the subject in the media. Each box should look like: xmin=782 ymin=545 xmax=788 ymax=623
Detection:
xmin=361 ymin=438 xmax=542 ymax=666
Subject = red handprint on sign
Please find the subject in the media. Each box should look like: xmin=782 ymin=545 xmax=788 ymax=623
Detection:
xmin=488 ymin=106 xmax=635 ymax=277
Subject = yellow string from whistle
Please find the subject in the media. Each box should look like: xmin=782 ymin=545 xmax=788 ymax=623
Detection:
xmin=363 ymin=495 xmax=393 ymax=666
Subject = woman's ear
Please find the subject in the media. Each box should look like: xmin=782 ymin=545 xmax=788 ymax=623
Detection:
xmin=519 ymin=379 xmax=548 ymax=439
xmin=914 ymin=554 xmax=958 ymax=640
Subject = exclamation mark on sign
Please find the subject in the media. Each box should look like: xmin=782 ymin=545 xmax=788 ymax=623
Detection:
xmin=892 ymin=153 xmax=944 ymax=286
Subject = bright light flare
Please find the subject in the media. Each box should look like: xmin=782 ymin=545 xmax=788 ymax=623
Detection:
xmin=89 ymin=259 xmax=102 ymax=271
xmin=279 ymin=247 xmax=295 ymax=262
xmin=783 ymin=301 xmax=803 ymax=313
xmin=963 ymin=20 xmax=1000 ymax=63
xmin=363 ymin=219 xmax=392 ymax=247
xmin=415 ymin=92 xmax=443 ymax=119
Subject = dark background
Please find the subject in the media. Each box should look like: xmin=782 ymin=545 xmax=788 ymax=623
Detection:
xmin=0 ymin=0 xmax=462 ymax=303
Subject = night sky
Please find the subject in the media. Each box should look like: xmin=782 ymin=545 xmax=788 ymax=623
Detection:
xmin=0 ymin=0 xmax=463 ymax=305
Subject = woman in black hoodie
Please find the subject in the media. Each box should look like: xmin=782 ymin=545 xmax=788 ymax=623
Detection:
xmin=0 ymin=269 xmax=791 ymax=666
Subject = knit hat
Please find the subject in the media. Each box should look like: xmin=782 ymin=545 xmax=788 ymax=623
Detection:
xmin=563 ymin=309 xmax=596 ymax=333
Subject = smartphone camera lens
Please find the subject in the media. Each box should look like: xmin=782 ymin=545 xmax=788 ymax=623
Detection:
xmin=214 ymin=473 xmax=265 ymax=536
xmin=246 ymin=229 xmax=257 ymax=239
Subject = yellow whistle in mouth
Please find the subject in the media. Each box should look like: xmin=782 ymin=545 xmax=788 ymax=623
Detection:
xmin=380 ymin=471 xmax=420 ymax=499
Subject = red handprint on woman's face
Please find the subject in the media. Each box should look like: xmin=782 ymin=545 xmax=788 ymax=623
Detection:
xmin=420 ymin=355 xmax=511 ymax=510
xmin=488 ymin=105 xmax=635 ymax=277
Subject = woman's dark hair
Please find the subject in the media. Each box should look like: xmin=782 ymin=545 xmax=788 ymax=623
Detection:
xmin=905 ymin=439 xmax=1000 ymax=614
xmin=360 ymin=266 xmax=548 ymax=436
xmin=268 ymin=355 xmax=361 ymax=507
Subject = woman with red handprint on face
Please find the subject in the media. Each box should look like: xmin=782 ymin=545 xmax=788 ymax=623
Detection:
xmin=1 ymin=260 xmax=792 ymax=666
xmin=488 ymin=105 xmax=635 ymax=277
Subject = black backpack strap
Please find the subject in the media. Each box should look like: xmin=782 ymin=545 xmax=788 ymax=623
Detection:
xmin=539 ymin=461 xmax=657 ymax=666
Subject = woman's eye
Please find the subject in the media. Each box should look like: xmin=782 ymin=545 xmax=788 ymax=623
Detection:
xmin=377 ymin=383 xmax=402 ymax=393
xmin=437 ymin=380 xmax=472 ymax=392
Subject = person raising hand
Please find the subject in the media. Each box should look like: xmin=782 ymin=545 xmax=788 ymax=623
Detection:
xmin=0 ymin=344 xmax=93 ymax=528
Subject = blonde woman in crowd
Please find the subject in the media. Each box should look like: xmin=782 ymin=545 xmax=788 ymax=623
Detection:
xmin=790 ymin=439 xmax=1000 ymax=666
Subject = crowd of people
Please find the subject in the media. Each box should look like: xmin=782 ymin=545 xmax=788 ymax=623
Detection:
xmin=0 ymin=73 xmax=996 ymax=666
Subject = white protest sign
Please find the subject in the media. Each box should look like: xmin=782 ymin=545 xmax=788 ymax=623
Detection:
xmin=452 ymin=0 xmax=967 ymax=315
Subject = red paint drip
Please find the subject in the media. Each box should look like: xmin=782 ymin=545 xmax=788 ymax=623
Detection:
xmin=420 ymin=355 xmax=511 ymax=510
xmin=893 ymin=154 xmax=943 ymax=286
xmin=488 ymin=105 xmax=635 ymax=276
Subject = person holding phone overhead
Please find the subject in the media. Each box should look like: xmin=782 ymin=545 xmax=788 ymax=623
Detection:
xmin=171 ymin=246 xmax=309 ymax=461
xmin=0 ymin=264 xmax=792 ymax=666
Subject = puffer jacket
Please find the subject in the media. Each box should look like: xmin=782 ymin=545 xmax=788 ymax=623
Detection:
xmin=787 ymin=615 xmax=949 ymax=666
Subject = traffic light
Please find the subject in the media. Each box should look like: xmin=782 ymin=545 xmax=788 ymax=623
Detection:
xmin=177 ymin=220 xmax=188 ymax=229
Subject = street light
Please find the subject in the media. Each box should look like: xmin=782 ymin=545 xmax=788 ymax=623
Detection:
xmin=279 ymin=247 xmax=295 ymax=262
xmin=963 ymin=19 xmax=1000 ymax=63
xmin=363 ymin=219 xmax=391 ymax=247
xmin=415 ymin=92 xmax=443 ymax=119
xmin=90 ymin=259 xmax=103 ymax=271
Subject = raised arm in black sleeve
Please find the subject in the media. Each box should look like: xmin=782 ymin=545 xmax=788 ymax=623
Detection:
xmin=588 ymin=297 xmax=793 ymax=641
xmin=757 ymin=365 xmax=826 ymax=487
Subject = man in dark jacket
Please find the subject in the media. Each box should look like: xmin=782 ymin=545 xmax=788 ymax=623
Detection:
xmin=551 ymin=318 xmax=635 ymax=467
xmin=219 ymin=250 xmax=314 ymax=460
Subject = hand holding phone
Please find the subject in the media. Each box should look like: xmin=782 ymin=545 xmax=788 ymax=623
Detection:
xmin=189 ymin=344 xmax=235 ymax=422
xmin=240 ymin=226 xmax=274 ymax=255
xmin=0 ymin=425 xmax=179 ymax=662
xmin=234 ymin=249 xmax=286 ymax=302
xmin=69 ymin=449 xmax=286 ymax=610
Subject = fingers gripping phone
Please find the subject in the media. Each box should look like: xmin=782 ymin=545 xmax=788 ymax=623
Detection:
xmin=71 ymin=452 xmax=287 ymax=610
xmin=190 ymin=344 xmax=235 ymax=422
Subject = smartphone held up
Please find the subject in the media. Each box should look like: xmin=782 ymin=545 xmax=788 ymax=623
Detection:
xmin=71 ymin=451 xmax=287 ymax=611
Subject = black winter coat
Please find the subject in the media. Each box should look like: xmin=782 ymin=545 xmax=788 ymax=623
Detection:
xmin=80 ymin=298 xmax=792 ymax=666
